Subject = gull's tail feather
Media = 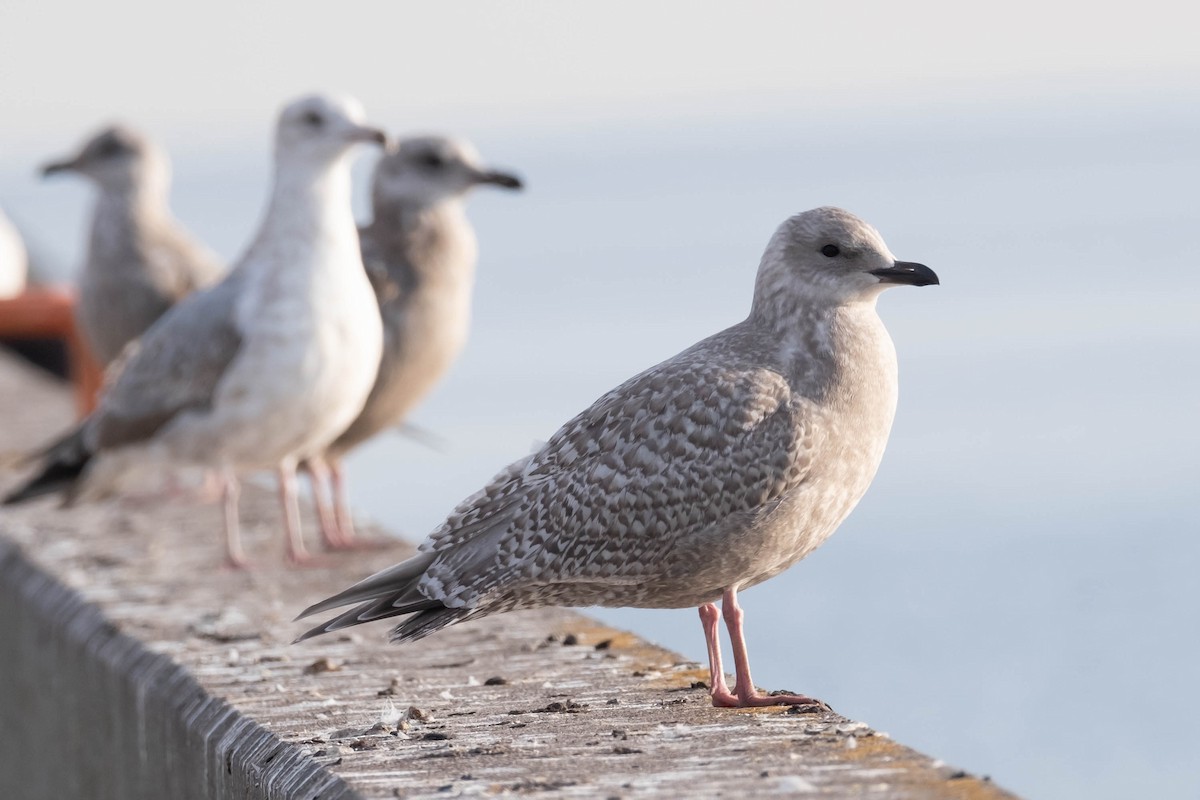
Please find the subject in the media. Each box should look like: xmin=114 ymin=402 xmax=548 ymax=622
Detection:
xmin=390 ymin=607 xmax=473 ymax=643
xmin=294 ymin=551 xmax=437 ymax=620
xmin=2 ymin=426 xmax=91 ymax=505
xmin=293 ymin=595 xmax=445 ymax=643
xmin=293 ymin=550 xmax=451 ymax=643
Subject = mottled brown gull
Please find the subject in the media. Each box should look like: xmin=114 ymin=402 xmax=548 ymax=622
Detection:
xmin=42 ymin=125 xmax=224 ymax=366
xmin=5 ymin=95 xmax=386 ymax=568
xmin=296 ymin=206 xmax=938 ymax=707
xmin=302 ymin=135 xmax=523 ymax=550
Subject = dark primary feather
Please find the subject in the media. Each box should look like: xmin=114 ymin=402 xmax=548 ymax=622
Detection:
xmin=293 ymin=550 xmax=443 ymax=642
xmin=296 ymin=550 xmax=437 ymax=619
xmin=2 ymin=431 xmax=91 ymax=505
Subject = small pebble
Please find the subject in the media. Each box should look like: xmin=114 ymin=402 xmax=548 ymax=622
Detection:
xmin=303 ymin=657 xmax=341 ymax=675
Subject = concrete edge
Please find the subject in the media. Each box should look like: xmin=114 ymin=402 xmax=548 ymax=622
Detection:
xmin=0 ymin=535 xmax=355 ymax=800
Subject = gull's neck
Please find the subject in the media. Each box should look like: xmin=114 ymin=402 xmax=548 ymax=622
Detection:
xmin=368 ymin=194 xmax=468 ymax=238
xmin=363 ymin=195 xmax=476 ymax=288
xmin=251 ymin=152 xmax=357 ymax=259
xmin=93 ymin=170 xmax=171 ymax=226
xmin=87 ymin=171 xmax=174 ymax=276
xmin=746 ymin=252 xmax=893 ymax=401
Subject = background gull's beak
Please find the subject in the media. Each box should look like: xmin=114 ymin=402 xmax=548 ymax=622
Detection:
xmin=346 ymin=125 xmax=388 ymax=147
xmin=40 ymin=156 xmax=81 ymax=177
xmin=473 ymin=169 xmax=523 ymax=190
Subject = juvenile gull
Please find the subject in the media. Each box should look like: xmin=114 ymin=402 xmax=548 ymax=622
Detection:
xmin=5 ymin=95 xmax=386 ymax=568
xmin=303 ymin=135 xmax=523 ymax=549
xmin=0 ymin=209 xmax=27 ymax=299
xmin=42 ymin=125 xmax=224 ymax=365
xmin=296 ymin=206 xmax=938 ymax=707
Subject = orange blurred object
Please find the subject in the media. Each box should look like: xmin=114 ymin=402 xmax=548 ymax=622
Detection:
xmin=0 ymin=285 xmax=103 ymax=416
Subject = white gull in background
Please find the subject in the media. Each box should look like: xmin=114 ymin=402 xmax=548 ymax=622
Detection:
xmin=41 ymin=125 xmax=224 ymax=365
xmin=297 ymin=206 xmax=939 ymax=708
xmin=5 ymin=94 xmax=386 ymax=568
xmin=0 ymin=209 xmax=27 ymax=299
xmin=302 ymin=135 xmax=523 ymax=549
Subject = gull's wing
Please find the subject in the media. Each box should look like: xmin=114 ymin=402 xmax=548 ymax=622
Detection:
xmin=87 ymin=274 xmax=243 ymax=451
xmin=418 ymin=340 xmax=813 ymax=607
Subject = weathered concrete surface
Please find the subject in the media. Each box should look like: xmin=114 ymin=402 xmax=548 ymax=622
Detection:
xmin=0 ymin=351 xmax=1017 ymax=799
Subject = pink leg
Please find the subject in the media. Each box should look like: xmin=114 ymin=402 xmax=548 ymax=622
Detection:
xmin=221 ymin=469 xmax=249 ymax=569
xmin=197 ymin=469 xmax=224 ymax=503
xmin=324 ymin=459 xmax=393 ymax=550
xmin=278 ymin=460 xmax=316 ymax=566
xmin=699 ymin=603 xmax=739 ymax=707
xmin=304 ymin=457 xmax=347 ymax=550
xmin=721 ymin=586 xmax=828 ymax=708
xmin=329 ymin=459 xmax=360 ymax=546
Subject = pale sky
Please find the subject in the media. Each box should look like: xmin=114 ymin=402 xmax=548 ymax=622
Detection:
xmin=2 ymin=0 xmax=1197 ymax=157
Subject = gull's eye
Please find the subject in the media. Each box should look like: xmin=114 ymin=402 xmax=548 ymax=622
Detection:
xmin=820 ymin=244 xmax=840 ymax=258
xmin=95 ymin=138 xmax=124 ymax=158
xmin=417 ymin=152 xmax=445 ymax=169
xmin=302 ymin=111 xmax=324 ymax=128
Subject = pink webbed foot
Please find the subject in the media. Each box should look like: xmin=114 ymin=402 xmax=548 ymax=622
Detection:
xmin=732 ymin=690 xmax=830 ymax=711
xmin=699 ymin=587 xmax=834 ymax=712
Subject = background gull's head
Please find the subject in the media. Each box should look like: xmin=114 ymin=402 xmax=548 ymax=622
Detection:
xmin=273 ymin=93 xmax=386 ymax=168
xmin=41 ymin=125 xmax=169 ymax=195
xmin=371 ymin=135 xmax=523 ymax=211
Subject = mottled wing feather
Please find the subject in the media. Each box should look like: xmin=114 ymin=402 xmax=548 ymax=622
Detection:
xmin=418 ymin=336 xmax=812 ymax=608
xmin=88 ymin=277 xmax=243 ymax=451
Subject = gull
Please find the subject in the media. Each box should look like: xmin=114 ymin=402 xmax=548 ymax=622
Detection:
xmin=42 ymin=125 xmax=224 ymax=366
xmin=303 ymin=135 xmax=523 ymax=549
xmin=5 ymin=95 xmax=386 ymax=568
xmin=296 ymin=206 xmax=938 ymax=708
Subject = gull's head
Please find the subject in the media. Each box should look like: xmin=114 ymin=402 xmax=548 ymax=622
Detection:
xmin=371 ymin=135 xmax=523 ymax=210
xmin=753 ymin=207 xmax=938 ymax=313
xmin=274 ymin=94 xmax=387 ymax=166
xmin=41 ymin=125 xmax=168 ymax=193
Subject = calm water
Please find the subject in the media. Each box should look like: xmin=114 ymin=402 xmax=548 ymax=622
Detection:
xmin=4 ymin=93 xmax=1198 ymax=799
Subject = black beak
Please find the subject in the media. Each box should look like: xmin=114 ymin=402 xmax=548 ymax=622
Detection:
xmin=475 ymin=169 xmax=523 ymax=190
xmin=347 ymin=125 xmax=388 ymax=147
xmin=41 ymin=158 xmax=78 ymax=178
xmin=870 ymin=260 xmax=939 ymax=287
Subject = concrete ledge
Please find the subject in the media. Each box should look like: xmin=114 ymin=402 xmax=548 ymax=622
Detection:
xmin=0 ymin=536 xmax=354 ymax=800
xmin=0 ymin=352 xmax=1017 ymax=799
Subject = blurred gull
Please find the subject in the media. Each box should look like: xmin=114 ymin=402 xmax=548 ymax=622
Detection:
xmin=5 ymin=95 xmax=386 ymax=568
xmin=297 ymin=206 xmax=939 ymax=707
xmin=0 ymin=209 xmax=27 ymax=299
xmin=42 ymin=125 xmax=224 ymax=365
xmin=303 ymin=135 xmax=523 ymax=549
